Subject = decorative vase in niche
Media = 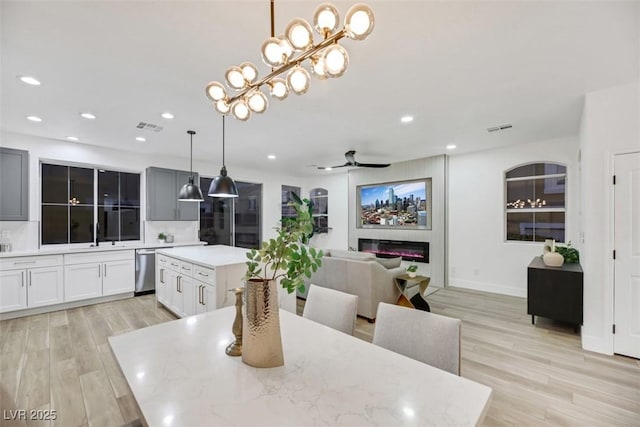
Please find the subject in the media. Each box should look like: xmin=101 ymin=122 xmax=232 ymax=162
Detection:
xmin=543 ymin=251 xmax=564 ymax=267
xmin=242 ymin=278 xmax=284 ymax=368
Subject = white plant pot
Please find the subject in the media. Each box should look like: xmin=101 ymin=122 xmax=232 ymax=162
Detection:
xmin=543 ymin=252 xmax=564 ymax=267
xmin=408 ymin=272 xmax=417 ymax=278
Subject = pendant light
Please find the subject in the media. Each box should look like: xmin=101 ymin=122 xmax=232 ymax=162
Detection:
xmin=178 ymin=130 xmax=205 ymax=202
xmin=208 ymin=116 xmax=239 ymax=198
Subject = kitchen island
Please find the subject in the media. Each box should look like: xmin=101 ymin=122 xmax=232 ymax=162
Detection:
xmin=109 ymin=307 xmax=492 ymax=426
xmin=155 ymin=245 xmax=248 ymax=317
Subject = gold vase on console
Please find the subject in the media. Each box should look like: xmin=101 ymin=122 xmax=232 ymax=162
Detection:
xmin=242 ymin=278 xmax=284 ymax=368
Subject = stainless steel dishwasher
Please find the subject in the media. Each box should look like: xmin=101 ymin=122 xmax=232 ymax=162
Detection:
xmin=135 ymin=248 xmax=164 ymax=296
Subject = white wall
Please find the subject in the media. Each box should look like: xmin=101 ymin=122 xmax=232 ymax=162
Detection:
xmin=348 ymin=156 xmax=447 ymax=288
xmin=448 ymin=136 xmax=580 ymax=297
xmin=0 ymin=131 xmax=306 ymax=249
xmin=579 ymin=82 xmax=640 ymax=354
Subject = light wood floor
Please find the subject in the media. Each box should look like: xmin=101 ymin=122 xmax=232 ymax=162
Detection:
xmin=1 ymin=288 xmax=639 ymax=427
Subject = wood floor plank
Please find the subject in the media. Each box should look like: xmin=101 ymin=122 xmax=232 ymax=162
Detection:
xmin=49 ymin=325 xmax=73 ymax=363
xmin=15 ymin=348 xmax=50 ymax=413
xmin=50 ymin=358 xmax=87 ymax=427
xmin=78 ymin=370 xmax=124 ymax=427
xmin=97 ymin=342 xmax=130 ymax=399
xmin=116 ymin=394 xmax=144 ymax=426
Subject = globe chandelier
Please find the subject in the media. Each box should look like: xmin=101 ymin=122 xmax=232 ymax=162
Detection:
xmin=205 ymin=1 xmax=375 ymax=121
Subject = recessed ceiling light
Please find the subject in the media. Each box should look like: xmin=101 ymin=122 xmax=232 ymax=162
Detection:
xmin=66 ymin=136 xmax=79 ymax=141
xmin=401 ymin=116 xmax=413 ymax=123
xmin=18 ymin=76 xmax=41 ymax=86
xmin=136 ymin=136 xmax=146 ymax=142
xmin=161 ymin=112 xmax=174 ymax=119
xmin=446 ymin=144 xmax=457 ymax=150
xmin=324 ymin=167 xmax=332 ymax=171
xmin=80 ymin=112 xmax=96 ymax=119
xmin=267 ymin=154 xmax=276 ymax=160
xmin=26 ymin=116 xmax=42 ymax=122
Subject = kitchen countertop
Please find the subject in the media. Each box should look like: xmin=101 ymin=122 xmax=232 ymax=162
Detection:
xmin=0 ymin=241 xmax=207 ymax=258
xmin=156 ymin=245 xmax=248 ymax=268
xmin=109 ymin=307 xmax=492 ymax=427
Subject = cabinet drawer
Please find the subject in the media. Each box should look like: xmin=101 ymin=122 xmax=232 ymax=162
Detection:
xmin=65 ymin=250 xmax=134 ymax=265
xmin=193 ymin=264 xmax=215 ymax=285
xmin=0 ymin=255 xmax=62 ymax=270
xmin=157 ymin=255 xmax=169 ymax=265
xmin=179 ymin=261 xmax=193 ymax=276
xmin=166 ymin=257 xmax=181 ymax=271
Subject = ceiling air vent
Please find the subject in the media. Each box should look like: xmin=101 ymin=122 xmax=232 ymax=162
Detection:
xmin=136 ymin=122 xmax=164 ymax=132
xmin=487 ymin=123 xmax=512 ymax=133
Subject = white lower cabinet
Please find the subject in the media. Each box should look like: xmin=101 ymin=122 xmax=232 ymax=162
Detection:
xmin=156 ymin=255 xmax=217 ymax=318
xmin=103 ymin=259 xmax=135 ymax=296
xmin=0 ymin=255 xmax=63 ymax=313
xmin=27 ymin=266 xmax=64 ymax=307
xmin=195 ymin=282 xmax=216 ymax=314
xmin=64 ymin=263 xmax=102 ymax=302
xmin=0 ymin=270 xmax=27 ymax=312
xmin=64 ymin=251 xmax=135 ymax=302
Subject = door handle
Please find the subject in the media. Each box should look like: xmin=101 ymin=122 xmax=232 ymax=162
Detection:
xmin=104 ymin=264 xmax=107 ymax=277
xmin=21 ymin=271 xmax=24 ymax=287
xmin=201 ymin=286 xmax=205 ymax=306
xmin=28 ymin=271 xmax=32 ymax=287
xmin=98 ymin=265 xmax=101 ymax=278
xmin=160 ymin=269 xmax=164 ymax=283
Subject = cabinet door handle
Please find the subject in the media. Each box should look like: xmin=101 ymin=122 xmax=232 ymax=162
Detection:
xmin=201 ymin=286 xmax=206 ymax=306
xmin=98 ymin=265 xmax=101 ymax=278
xmin=21 ymin=271 xmax=25 ymax=287
xmin=104 ymin=264 xmax=107 ymax=277
xmin=160 ymin=269 xmax=164 ymax=284
xmin=28 ymin=271 xmax=32 ymax=287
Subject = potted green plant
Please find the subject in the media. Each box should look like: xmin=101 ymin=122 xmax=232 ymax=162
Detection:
xmin=555 ymin=241 xmax=579 ymax=264
xmin=407 ymin=264 xmax=418 ymax=278
xmin=157 ymin=232 xmax=167 ymax=243
xmin=243 ymin=196 xmax=323 ymax=368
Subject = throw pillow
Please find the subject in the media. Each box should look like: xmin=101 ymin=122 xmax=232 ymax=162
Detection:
xmin=376 ymin=256 xmax=402 ymax=269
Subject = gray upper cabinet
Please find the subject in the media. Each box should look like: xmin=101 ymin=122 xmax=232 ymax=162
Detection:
xmin=0 ymin=148 xmax=29 ymax=221
xmin=146 ymin=167 xmax=198 ymax=221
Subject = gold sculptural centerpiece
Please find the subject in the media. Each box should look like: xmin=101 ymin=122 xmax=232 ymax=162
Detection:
xmin=243 ymin=193 xmax=323 ymax=368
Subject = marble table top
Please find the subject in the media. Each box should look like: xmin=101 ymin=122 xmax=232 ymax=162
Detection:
xmin=109 ymin=308 xmax=492 ymax=426
xmin=155 ymin=245 xmax=248 ymax=268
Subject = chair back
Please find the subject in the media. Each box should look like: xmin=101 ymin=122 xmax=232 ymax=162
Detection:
xmin=303 ymin=284 xmax=358 ymax=335
xmin=373 ymin=302 xmax=461 ymax=375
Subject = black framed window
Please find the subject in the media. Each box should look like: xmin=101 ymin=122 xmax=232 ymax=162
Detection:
xmin=41 ymin=163 xmax=140 ymax=245
xmin=199 ymin=178 xmax=262 ymax=249
xmin=281 ymin=185 xmax=300 ymax=220
xmin=505 ymin=163 xmax=566 ymax=242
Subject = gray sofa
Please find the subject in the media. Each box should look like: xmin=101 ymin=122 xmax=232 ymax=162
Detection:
xmin=301 ymin=249 xmax=404 ymax=321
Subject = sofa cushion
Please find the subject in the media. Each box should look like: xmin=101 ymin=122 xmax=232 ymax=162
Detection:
xmin=329 ymin=249 xmax=376 ymax=261
xmin=376 ymin=256 xmax=402 ymax=269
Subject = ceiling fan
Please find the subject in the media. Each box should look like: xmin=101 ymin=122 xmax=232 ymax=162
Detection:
xmin=317 ymin=150 xmax=390 ymax=170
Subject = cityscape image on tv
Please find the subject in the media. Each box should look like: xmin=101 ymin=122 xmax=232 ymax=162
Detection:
xmin=359 ymin=181 xmax=428 ymax=227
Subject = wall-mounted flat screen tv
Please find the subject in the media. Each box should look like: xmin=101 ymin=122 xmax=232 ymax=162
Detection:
xmin=357 ymin=178 xmax=432 ymax=230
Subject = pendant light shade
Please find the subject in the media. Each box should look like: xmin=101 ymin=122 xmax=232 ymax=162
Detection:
xmin=208 ymin=116 xmax=239 ymax=198
xmin=178 ymin=130 xmax=205 ymax=202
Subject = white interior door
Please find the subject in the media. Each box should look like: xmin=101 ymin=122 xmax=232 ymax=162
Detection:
xmin=614 ymin=152 xmax=640 ymax=358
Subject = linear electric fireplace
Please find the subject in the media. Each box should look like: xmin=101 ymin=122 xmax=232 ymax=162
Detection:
xmin=358 ymin=238 xmax=429 ymax=263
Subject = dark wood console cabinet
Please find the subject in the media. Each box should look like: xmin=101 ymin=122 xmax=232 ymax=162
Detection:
xmin=527 ymin=257 xmax=583 ymax=329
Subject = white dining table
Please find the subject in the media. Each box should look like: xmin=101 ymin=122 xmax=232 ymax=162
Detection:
xmin=109 ymin=307 xmax=492 ymax=426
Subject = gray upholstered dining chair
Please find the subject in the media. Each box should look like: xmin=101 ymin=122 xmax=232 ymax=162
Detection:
xmin=303 ymin=284 xmax=358 ymax=335
xmin=372 ymin=302 xmax=461 ymax=375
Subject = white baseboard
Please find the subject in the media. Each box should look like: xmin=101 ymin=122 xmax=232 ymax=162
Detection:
xmin=448 ymin=278 xmax=526 ymax=298
xmin=581 ymin=333 xmax=614 ymax=355
xmin=0 ymin=292 xmax=134 ymax=320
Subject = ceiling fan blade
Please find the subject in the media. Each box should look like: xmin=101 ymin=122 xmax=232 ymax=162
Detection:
xmin=317 ymin=163 xmax=349 ymax=170
xmin=355 ymin=162 xmax=391 ymax=168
